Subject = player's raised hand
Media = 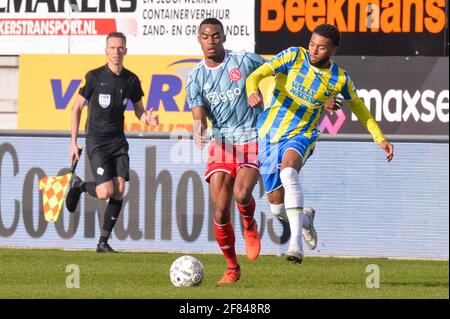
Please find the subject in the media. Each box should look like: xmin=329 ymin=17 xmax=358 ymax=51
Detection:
xmin=325 ymin=97 xmax=344 ymax=115
xmin=248 ymin=92 xmax=263 ymax=108
xmin=378 ymin=140 xmax=394 ymax=162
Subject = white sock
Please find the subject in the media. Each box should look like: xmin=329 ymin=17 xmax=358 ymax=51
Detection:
xmin=280 ymin=167 xmax=304 ymax=249
xmin=302 ymin=210 xmax=312 ymax=229
xmin=269 ymin=203 xmax=288 ymax=222
xmin=269 ymin=202 xmax=312 ymax=229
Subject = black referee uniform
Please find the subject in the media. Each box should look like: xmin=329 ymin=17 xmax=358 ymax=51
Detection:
xmin=79 ymin=64 xmax=144 ymax=184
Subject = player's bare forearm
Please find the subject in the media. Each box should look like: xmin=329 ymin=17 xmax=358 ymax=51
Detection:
xmin=133 ymin=100 xmax=146 ymax=122
xmin=134 ymin=106 xmax=145 ymax=121
xmin=70 ymin=95 xmax=85 ymax=143
xmin=70 ymin=95 xmax=85 ymax=162
xmin=194 ymin=120 xmax=207 ymax=138
xmin=191 ymin=107 xmax=207 ymax=149
xmin=70 ymin=112 xmax=80 ymax=145
xmin=193 ymin=120 xmax=207 ymax=149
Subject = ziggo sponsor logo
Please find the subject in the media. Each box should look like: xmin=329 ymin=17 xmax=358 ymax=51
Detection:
xmin=51 ymin=58 xmax=201 ymax=132
xmin=207 ymin=88 xmax=242 ymax=106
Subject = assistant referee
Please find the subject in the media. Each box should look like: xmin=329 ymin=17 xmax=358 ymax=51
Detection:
xmin=66 ymin=32 xmax=159 ymax=253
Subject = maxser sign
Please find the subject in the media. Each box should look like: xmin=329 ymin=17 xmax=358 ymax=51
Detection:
xmin=330 ymin=56 xmax=449 ymax=136
xmin=255 ymin=0 xmax=448 ymax=56
xmin=0 ymin=0 xmax=255 ymax=54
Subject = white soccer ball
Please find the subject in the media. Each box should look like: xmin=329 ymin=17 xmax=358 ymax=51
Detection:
xmin=169 ymin=255 xmax=205 ymax=287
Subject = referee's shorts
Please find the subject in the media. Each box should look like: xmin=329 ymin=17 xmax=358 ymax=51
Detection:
xmin=86 ymin=137 xmax=130 ymax=185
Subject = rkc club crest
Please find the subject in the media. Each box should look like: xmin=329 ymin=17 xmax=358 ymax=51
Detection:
xmin=325 ymin=83 xmax=336 ymax=97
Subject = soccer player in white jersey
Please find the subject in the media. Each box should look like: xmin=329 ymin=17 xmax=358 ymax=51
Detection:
xmin=186 ymin=18 xmax=265 ymax=284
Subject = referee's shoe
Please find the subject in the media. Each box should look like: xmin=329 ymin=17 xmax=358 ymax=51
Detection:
xmin=65 ymin=175 xmax=83 ymax=213
xmin=97 ymin=242 xmax=117 ymax=253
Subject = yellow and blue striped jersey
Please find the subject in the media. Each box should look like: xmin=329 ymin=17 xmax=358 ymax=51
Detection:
xmin=247 ymin=47 xmax=385 ymax=144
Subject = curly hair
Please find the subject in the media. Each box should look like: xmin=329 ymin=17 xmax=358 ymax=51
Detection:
xmin=313 ymin=24 xmax=340 ymax=47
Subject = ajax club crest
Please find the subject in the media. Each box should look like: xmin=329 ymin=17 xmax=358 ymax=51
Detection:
xmin=229 ymin=68 xmax=242 ymax=82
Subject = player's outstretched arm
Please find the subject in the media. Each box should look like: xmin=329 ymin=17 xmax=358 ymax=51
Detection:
xmin=246 ymin=64 xmax=274 ymax=108
xmin=347 ymin=97 xmax=395 ymax=162
xmin=70 ymin=94 xmax=86 ymax=165
xmin=341 ymin=73 xmax=394 ymax=162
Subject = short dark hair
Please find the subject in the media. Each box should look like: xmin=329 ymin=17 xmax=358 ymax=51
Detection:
xmin=106 ymin=32 xmax=126 ymax=44
xmin=313 ymin=24 xmax=340 ymax=47
xmin=199 ymin=18 xmax=224 ymax=32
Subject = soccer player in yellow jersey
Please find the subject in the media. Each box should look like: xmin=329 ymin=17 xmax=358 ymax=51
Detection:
xmin=246 ymin=24 xmax=394 ymax=263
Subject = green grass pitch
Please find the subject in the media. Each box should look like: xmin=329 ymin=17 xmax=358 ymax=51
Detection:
xmin=0 ymin=248 xmax=447 ymax=299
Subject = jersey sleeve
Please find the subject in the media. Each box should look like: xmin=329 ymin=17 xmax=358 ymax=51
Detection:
xmin=267 ymin=47 xmax=300 ymax=75
xmin=129 ymin=76 xmax=145 ymax=103
xmin=245 ymin=52 xmax=266 ymax=70
xmin=186 ymin=72 xmax=204 ymax=109
xmin=341 ymin=72 xmax=386 ymax=144
xmin=78 ymin=71 xmax=95 ymax=100
xmin=246 ymin=64 xmax=274 ymax=96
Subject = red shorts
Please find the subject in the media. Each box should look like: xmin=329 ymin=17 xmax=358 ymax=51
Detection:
xmin=204 ymin=140 xmax=259 ymax=183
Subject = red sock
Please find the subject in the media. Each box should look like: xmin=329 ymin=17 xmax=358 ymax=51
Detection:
xmin=214 ymin=222 xmax=238 ymax=269
xmin=237 ymin=197 xmax=255 ymax=229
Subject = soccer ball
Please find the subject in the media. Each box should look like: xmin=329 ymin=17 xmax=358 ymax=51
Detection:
xmin=169 ymin=255 xmax=204 ymax=287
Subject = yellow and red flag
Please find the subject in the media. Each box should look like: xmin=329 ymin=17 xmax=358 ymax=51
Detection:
xmin=38 ymin=173 xmax=72 ymax=222
xmin=38 ymin=148 xmax=82 ymax=223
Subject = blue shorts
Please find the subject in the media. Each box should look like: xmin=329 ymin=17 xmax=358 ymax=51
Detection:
xmin=258 ymin=134 xmax=317 ymax=193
